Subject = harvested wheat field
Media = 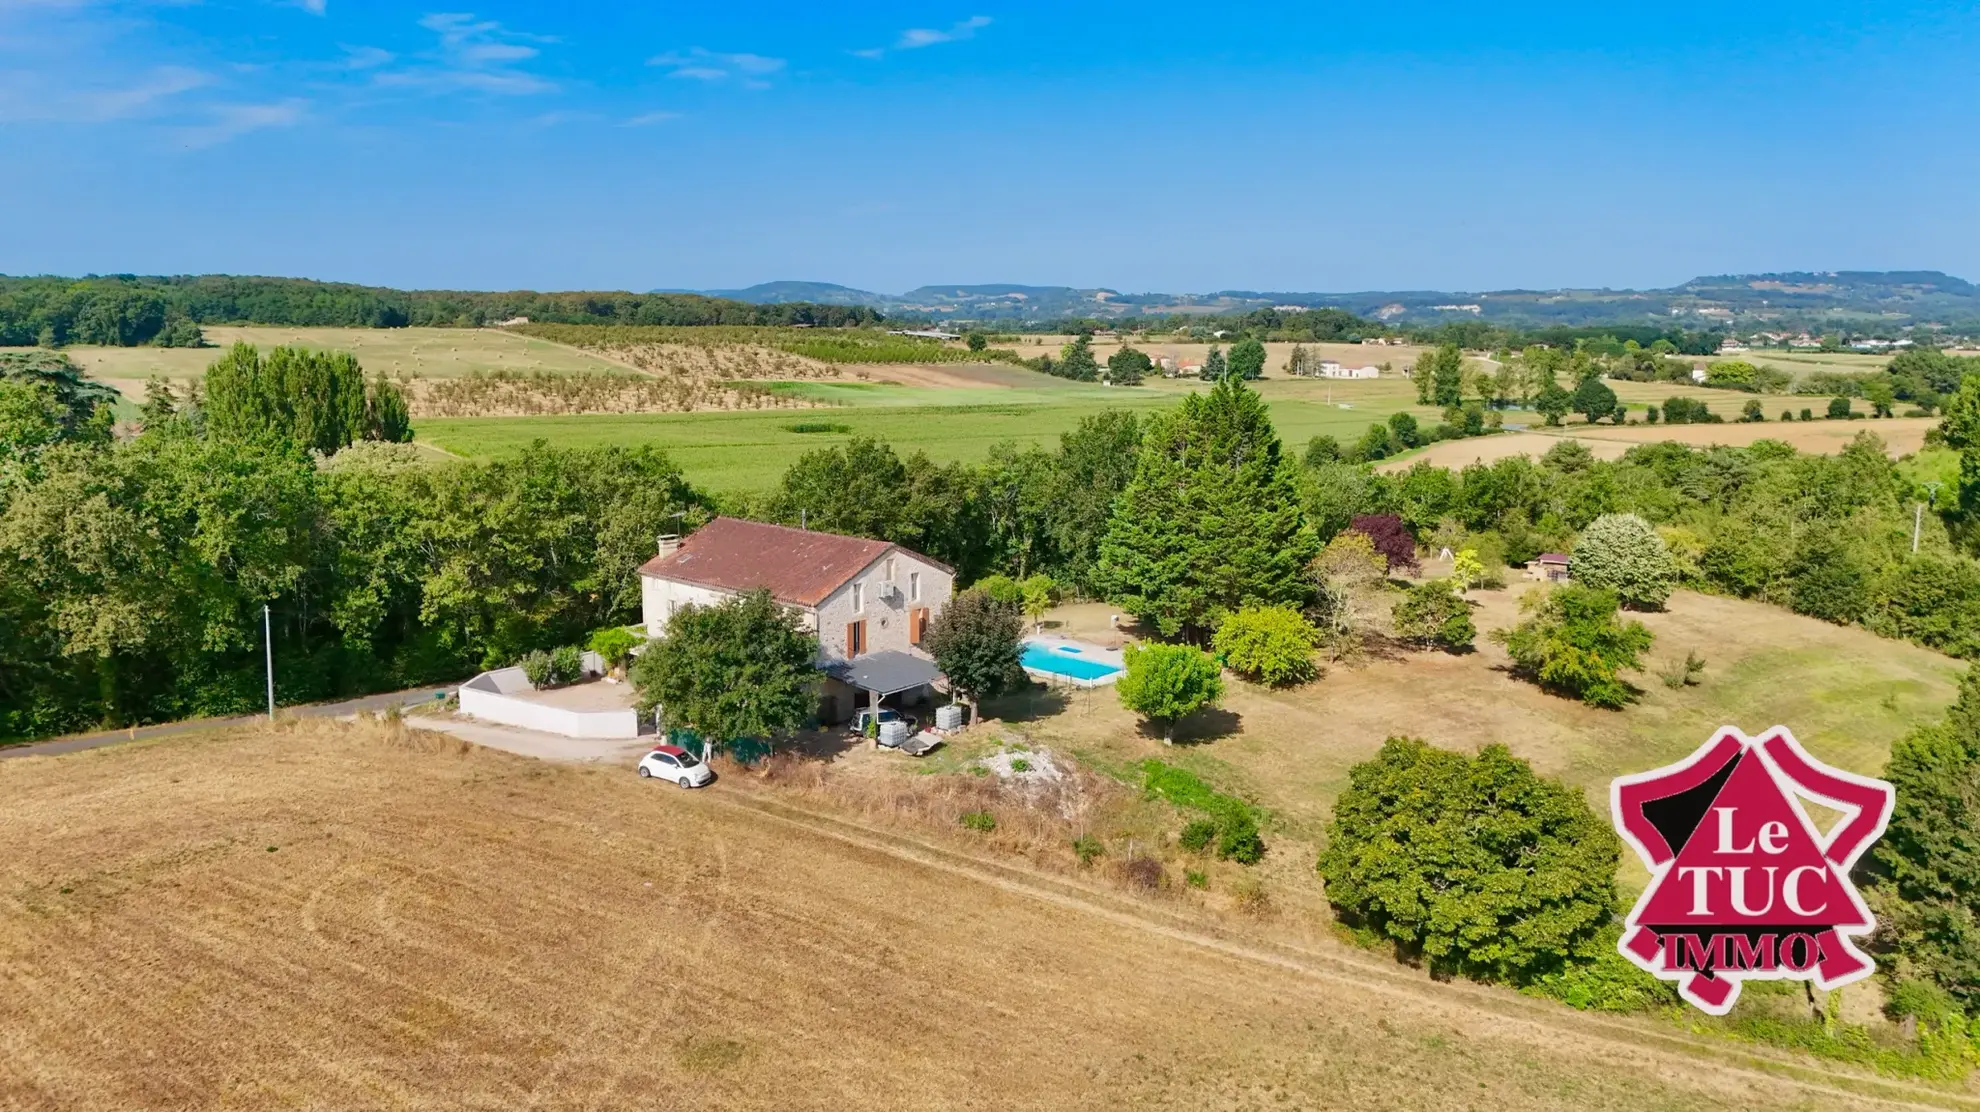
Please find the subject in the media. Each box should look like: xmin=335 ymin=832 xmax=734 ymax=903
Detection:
xmin=1380 ymin=417 xmax=1938 ymax=472
xmin=0 ymin=719 xmax=1946 ymax=1111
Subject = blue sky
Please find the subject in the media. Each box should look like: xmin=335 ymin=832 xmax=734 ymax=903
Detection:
xmin=4 ymin=2 xmax=1978 ymax=294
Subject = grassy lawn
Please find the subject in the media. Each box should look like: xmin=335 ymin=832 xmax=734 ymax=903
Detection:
xmin=995 ymin=590 xmax=1961 ymax=898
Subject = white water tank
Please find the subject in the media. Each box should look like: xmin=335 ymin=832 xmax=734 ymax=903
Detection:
xmin=935 ymin=704 xmax=965 ymax=730
xmin=880 ymin=721 xmax=910 ymax=747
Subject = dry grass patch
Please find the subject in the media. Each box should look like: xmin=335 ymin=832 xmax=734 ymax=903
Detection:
xmin=0 ymin=716 xmax=1903 ymax=1111
xmin=1382 ymin=418 xmax=1938 ymax=472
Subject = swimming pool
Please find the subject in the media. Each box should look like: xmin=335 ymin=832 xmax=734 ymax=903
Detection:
xmin=1019 ymin=640 xmax=1125 ymax=683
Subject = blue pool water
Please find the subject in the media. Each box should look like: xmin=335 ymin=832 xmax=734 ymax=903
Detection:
xmin=1020 ymin=642 xmax=1123 ymax=681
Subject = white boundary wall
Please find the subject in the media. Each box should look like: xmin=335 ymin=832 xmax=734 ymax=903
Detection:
xmin=458 ymin=666 xmax=641 ymax=739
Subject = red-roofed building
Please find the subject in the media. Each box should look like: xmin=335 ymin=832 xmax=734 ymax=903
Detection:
xmin=638 ymin=518 xmax=955 ymax=723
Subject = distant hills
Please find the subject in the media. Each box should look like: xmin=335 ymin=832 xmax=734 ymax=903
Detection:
xmin=670 ymin=272 xmax=1980 ymax=330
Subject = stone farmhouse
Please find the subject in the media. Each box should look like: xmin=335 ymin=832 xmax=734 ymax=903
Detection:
xmin=639 ymin=517 xmax=955 ymax=724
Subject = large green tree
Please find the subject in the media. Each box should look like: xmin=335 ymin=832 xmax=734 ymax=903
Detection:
xmin=204 ymin=343 xmax=411 ymax=455
xmin=1105 ymin=346 xmax=1150 ymax=386
xmin=1491 ymin=585 xmax=1653 ymax=708
xmin=1116 ymin=642 xmax=1224 ymax=742
xmin=1097 ymin=377 xmax=1317 ymax=639
xmin=631 ymin=588 xmax=817 ymax=747
xmin=1226 ymin=337 xmax=1267 ymax=381
xmin=1873 ymin=667 xmax=1980 ymax=1009
xmin=921 ymin=588 xmax=1027 ymax=711
xmin=769 ymin=436 xmax=994 ymax=580
xmin=1570 ymin=513 xmax=1678 ymax=610
xmin=1211 ymin=605 xmax=1320 ymax=686
xmin=1317 ymin=736 xmax=1620 ymax=984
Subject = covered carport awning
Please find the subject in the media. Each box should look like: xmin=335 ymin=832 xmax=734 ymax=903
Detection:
xmin=822 ymin=651 xmax=941 ymax=697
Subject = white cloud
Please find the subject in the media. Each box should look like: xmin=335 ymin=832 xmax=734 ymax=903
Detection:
xmin=648 ymin=47 xmax=785 ymax=86
xmin=854 ymin=15 xmax=992 ymax=59
xmin=623 ymin=109 xmax=680 ymax=126
xmin=0 ymin=65 xmax=209 ymax=123
xmin=169 ymin=98 xmax=305 ymax=148
xmin=898 ymin=15 xmax=991 ymax=48
xmin=295 ymin=0 xmax=327 ymax=15
xmin=375 ymin=12 xmax=557 ymax=95
xmin=340 ymin=45 xmax=394 ymax=70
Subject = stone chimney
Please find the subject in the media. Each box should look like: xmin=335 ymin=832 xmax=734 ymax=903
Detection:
xmin=656 ymin=534 xmax=682 ymax=558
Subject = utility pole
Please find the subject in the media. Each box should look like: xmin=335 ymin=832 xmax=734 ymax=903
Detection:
xmin=263 ymin=603 xmax=275 ymax=720
xmin=1916 ymin=482 xmax=1944 ymax=555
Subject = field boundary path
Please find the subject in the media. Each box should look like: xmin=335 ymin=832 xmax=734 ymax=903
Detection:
xmin=712 ymin=789 xmax=1980 ymax=1112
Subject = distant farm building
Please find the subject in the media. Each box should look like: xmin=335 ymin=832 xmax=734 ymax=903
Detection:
xmin=1525 ymin=554 xmax=1572 ymax=583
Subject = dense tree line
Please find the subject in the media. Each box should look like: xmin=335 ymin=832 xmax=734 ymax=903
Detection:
xmin=10 ymin=345 xmax=1980 ymax=741
xmin=0 ymin=274 xmax=881 ymax=346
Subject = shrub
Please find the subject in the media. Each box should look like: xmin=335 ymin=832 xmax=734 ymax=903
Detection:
xmin=1119 ymin=856 xmax=1166 ymax=891
xmin=1491 ymin=585 xmax=1654 ymax=708
xmin=1657 ymin=650 xmax=1707 ymax=689
xmin=785 ymin=421 xmax=852 ymax=434
xmin=1800 ymin=407 xmax=1814 ymax=421
xmin=1828 ymin=396 xmax=1854 ymax=419
xmin=1229 ymin=876 xmax=1271 ymax=916
xmin=1349 ymin=513 xmax=1418 ymax=572
xmin=1071 ymin=833 xmax=1105 ymax=865
xmin=1741 ymin=399 xmax=1766 ymax=422
xmin=548 ymin=645 xmax=585 ymax=685
xmin=1142 ymin=760 xmax=1267 ymax=866
xmin=960 ymin=810 xmax=997 ymax=833
xmin=971 ymin=574 xmax=1023 ymax=606
xmin=1216 ymin=809 xmax=1266 ymax=864
xmin=1318 ymin=736 xmax=1621 ymax=984
xmin=1569 ymin=513 xmax=1678 ymax=610
xmin=1781 ymin=409 xmax=1795 ymax=422
xmin=587 ymin=626 xmax=641 ymax=672
xmin=1184 ymin=869 xmax=1208 ymax=890
xmin=1008 ymin=757 xmax=1032 ymax=773
xmin=1117 ymin=643 xmax=1224 ymax=743
xmin=1212 ymin=605 xmax=1321 ymax=686
xmin=519 ymin=649 xmax=554 ymax=687
xmin=1528 ymin=927 xmax=1680 ymax=1012
xmin=1391 ymin=579 xmax=1475 ymax=651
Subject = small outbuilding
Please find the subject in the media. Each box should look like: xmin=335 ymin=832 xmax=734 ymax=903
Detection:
xmin=1526 ymin=553 xmax=1572 ymax=583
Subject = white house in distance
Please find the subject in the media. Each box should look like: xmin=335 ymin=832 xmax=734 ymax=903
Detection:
xmin=1314 ymin=360 xmax=1380 ymax=379
xmin=639 ymin=517 xmax=955 ymax=724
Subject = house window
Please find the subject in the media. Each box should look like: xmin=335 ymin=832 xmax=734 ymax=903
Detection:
xmin=846 ymin=620 xmax=867 ymax=656
xmin=852 ymin=583 xmax=863 ymax=612
xmin=909 ymin=571 xmax=920 ymax=601
xmin=885 ymin=557 xmax=896 ymax=581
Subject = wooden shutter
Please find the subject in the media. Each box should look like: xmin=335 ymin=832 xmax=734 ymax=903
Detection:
xmin=846 ymin=620 xmax=866 ymax=656
xmin=909 ymin=608 xmax=927 ymax=645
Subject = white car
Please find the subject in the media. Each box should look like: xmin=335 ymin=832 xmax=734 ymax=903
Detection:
xmin=636 ymin=744 xmax=714 ymax=788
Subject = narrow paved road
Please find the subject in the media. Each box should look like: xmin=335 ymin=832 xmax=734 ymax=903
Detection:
xmin=0 ymin=685 xmax=458 ymax=760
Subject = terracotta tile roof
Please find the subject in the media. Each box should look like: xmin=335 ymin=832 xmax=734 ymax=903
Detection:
xmin=637 ymin=517 xmax=946 ymax=609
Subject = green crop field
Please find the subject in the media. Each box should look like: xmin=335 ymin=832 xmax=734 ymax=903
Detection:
xmin=415 ymin=373 xmax=1766 ymax=492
